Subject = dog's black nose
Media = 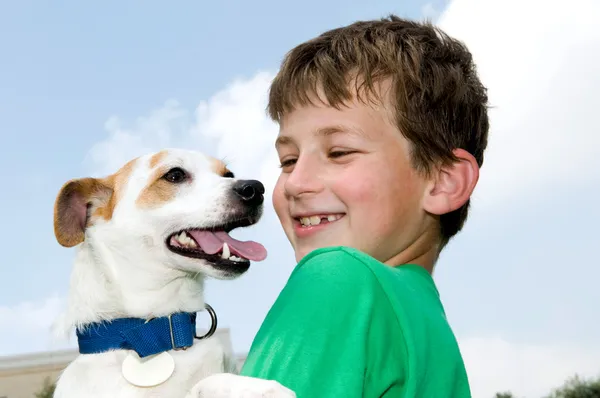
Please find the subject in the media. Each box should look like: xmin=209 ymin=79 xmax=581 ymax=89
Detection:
xmin=233 ymin=180 xmax=265 ymax=206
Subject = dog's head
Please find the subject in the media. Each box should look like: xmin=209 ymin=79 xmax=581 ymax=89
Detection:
xmin=53 ymin=148 xmax=267 ymax=279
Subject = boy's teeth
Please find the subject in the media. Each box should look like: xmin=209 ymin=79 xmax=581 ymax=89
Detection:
xmin=299 ymin=214 xmax=342 ymax=226
xmin=221 ymin=242 xmax=230 ymax=259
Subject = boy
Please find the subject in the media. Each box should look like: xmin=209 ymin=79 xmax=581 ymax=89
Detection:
xmin=240 ymin=15 xmax=488 ymax=397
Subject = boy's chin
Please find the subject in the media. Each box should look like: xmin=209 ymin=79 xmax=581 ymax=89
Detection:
xmin=293 ymin=242 xmax=346 ymax=263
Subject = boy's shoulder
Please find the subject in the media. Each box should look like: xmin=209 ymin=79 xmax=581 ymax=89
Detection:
xmin=292 ymin=246 xmax=440 ymax=305
xmin=295 ymin=246 xmax=436 ymax=284
xmin=292 ymin=246 xmax=388 ymax=286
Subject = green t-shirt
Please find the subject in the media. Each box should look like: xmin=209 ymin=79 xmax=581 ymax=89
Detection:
xmin=240 ymin=246 xmax=471 ymax=398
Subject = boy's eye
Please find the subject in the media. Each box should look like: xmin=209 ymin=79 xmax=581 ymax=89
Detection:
xmin=279 ymin=158 xmax=297 ymax=169
xmin=329 ymin=150 xmax=356 ymax=158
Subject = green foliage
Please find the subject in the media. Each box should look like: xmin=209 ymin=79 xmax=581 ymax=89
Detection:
xmin=33 ymin=376 xmax=56 ymax=398
xmin=495 ymin=392 xmax=515 ymax=398
xmin=494 ymin=373 xmax=600 ymax=398
xmin=544 ymin=374 xmax=600 ymax=398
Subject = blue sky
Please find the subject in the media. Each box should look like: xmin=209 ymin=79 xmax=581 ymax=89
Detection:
xmin=1 ymin=0 xmax=599 ymax=396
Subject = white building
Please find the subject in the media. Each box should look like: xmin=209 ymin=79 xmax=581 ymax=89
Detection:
xmin=0 ymin=328 xmax=246 ymax=398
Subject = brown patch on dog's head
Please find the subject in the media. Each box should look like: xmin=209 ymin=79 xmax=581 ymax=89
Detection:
xmin=210 ymin=157 xmax=234 ymax=178
xmin=93 ymin=158 xmax=136 ymax=221
xmin=136 ymin=166 xmax=180 ymax=209
xmin=149 ymin=150 xmax=168 ymax=169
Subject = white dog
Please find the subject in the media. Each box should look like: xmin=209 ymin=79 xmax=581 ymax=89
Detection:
xmin=52 ymin=148 xmax=296 ymax=398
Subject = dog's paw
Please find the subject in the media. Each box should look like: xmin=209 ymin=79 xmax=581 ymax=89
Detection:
xmin=188 ymin=373 xmax=296 ymax=398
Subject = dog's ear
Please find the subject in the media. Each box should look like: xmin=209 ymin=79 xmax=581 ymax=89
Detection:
xmin=53 ymin=178 xmax=114 ymax=247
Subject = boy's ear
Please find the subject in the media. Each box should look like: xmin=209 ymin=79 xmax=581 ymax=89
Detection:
xmin=53 ymin=178 xmax=113 ymax=248
xmin=422 ymin=149 xmax=479 ymax=216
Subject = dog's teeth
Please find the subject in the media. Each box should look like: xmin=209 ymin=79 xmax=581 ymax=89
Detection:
xmin=221 ymin=243 xmax=230 ymax=259
xmin=175 ymin=232 xmax=197 ymax=248
xmin=229 ymin=255 xmax=244 ymax=262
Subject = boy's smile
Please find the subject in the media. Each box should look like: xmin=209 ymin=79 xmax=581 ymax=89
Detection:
xmin=292 ymin=213 xmax=345 ymax=238
xmin=273 ymin=91 xmax=437 ymax=265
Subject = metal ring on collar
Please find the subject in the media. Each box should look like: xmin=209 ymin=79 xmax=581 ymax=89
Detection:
xmin=195 ymin=303 xmax=217 ymax=340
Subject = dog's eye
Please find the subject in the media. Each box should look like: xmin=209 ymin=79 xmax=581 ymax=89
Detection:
xmin=223 ymin=171 xmax=235 ymax=178
xmin=163 ymin=167 xmax=188 ymax=183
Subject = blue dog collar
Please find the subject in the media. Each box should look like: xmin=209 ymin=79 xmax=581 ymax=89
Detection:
xmin=76 ymin=304 xmax=217 ymax=358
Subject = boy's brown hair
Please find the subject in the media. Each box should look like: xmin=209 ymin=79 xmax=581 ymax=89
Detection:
xmin=267 ymin=15 xmax=489 ymax=247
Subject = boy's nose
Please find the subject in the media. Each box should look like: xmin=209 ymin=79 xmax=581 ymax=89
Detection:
xmin=283 ymin=158 xmax=323 ymax=198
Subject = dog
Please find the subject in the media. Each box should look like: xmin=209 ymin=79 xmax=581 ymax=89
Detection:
xmin=52 ymin=148 xmax=296 ymax=398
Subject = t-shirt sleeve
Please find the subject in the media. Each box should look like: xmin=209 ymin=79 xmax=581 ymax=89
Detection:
xmin=240 ymin=249 xmax=405 ymax=398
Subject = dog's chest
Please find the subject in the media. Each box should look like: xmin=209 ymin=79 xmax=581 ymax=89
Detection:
xmin=55 ymin=338 xmax=230 ymax=398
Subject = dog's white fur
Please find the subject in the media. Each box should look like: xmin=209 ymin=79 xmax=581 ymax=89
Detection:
xmin=52 ymin=149 xmax=295 ymax=398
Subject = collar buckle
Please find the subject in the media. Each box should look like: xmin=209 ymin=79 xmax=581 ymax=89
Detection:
xmin=195 ymin=303 xmax=218 ymax=340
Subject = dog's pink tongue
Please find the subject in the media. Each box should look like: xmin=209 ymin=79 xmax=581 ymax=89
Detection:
xmin=187 ymin=230 xmax=267 ymax=261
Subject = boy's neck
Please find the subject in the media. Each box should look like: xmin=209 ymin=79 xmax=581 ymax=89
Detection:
xmin=384 ymin=229 xmax=439 ymax=274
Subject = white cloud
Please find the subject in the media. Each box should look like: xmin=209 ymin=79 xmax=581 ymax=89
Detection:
xmin=437 ymin=1 xmax=600 ymax=395
xmin=86 ymin=99 xmax=191 ymax=177
xmin=190 ymin=71 xmax=280 ymax=194
xmin=0 ymin=294 xmax=73 ymax=355
xmin=437 ymin=0 xmax=600 ymax=210
xmin=86 ymin=72 xmax=280 ymax=194
xmin=459 ymin=336 xmax=600 ymax=397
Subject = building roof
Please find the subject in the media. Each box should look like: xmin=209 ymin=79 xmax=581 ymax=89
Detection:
xmin=0 ymin=349 xmax=78 ymax=372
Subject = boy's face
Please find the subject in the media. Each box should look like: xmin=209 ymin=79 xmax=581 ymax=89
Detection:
xmin=273 ymin=94 xmax=436 ymax=264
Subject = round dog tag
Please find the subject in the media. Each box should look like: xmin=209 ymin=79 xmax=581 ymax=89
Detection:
xmin=121 ymin=351 xmax=175 ymax=387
